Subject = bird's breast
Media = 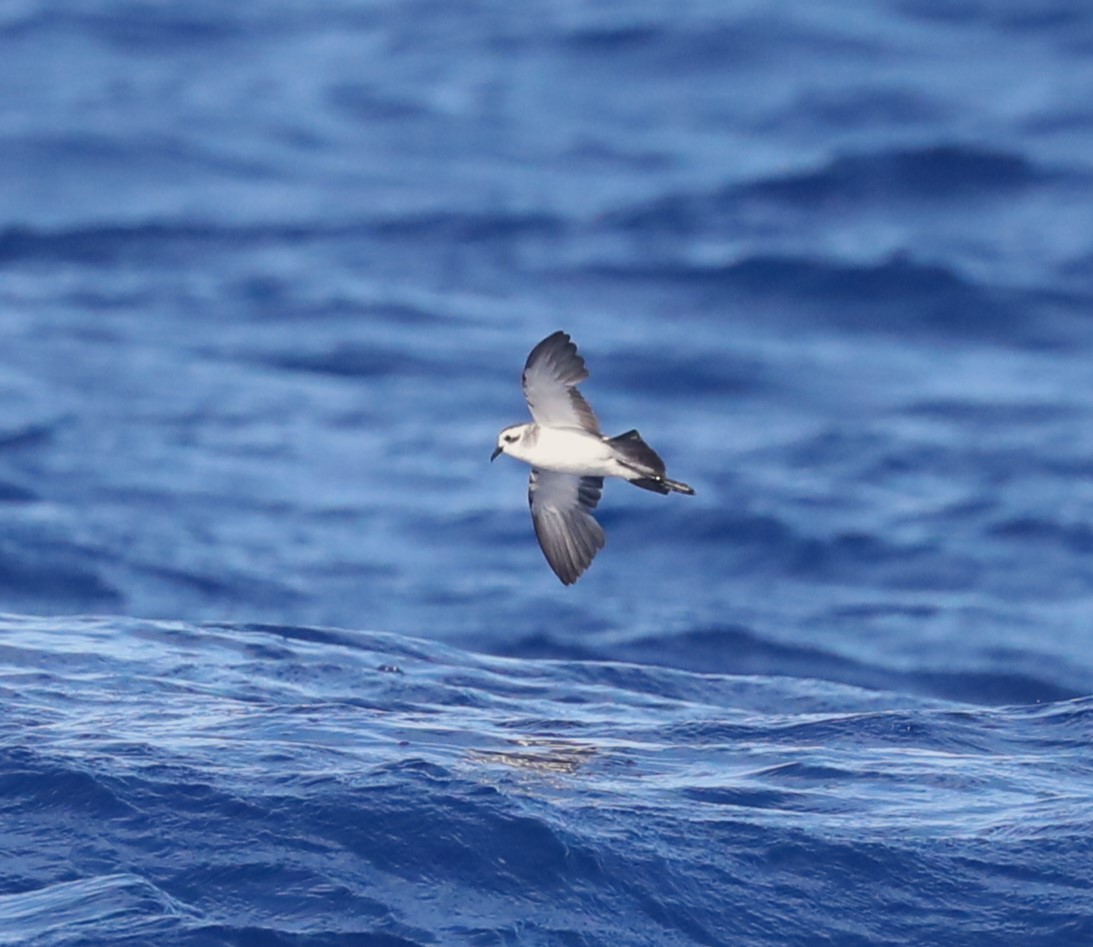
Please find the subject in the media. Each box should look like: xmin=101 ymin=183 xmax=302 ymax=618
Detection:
xmin=522 ymin=427 xmax=619 ymax=476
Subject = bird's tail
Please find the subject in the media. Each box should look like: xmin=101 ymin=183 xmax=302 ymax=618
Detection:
xmin=608 ymin=429 xmax=665 ymax=473
xmin=662 ymin=477 xmax=696 ymax=495
xmin=610 ymin=429 xmax=695 ymax=496
xmin=629 ymin=476 xmax=695 ymax=496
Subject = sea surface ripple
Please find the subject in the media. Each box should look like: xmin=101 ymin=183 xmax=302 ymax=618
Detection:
xmin=2 ymin=1 xmax=1093 ymax=944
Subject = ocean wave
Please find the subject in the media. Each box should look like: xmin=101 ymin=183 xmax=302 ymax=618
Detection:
xmin=741 ymin=144 xmax=1054 ymax=205
xmin=1 ymin=616 xmax=1091 ymax=946
xmin=0 ymin=873 xmax=199 ymax=947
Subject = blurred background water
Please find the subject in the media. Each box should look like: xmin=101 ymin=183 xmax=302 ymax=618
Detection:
xmin=2 ymin=2 xmax=1093 ymax=945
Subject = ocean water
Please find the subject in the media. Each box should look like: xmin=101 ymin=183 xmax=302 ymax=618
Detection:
xmin=2 ymin=1 xmax=1093 ymax=944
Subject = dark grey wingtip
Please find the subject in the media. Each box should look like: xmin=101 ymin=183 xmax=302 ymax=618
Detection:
xmin=523 ymin=330 xmax=588 ymax=381
xmin=529 ymin=469 xmax=606 ymax=585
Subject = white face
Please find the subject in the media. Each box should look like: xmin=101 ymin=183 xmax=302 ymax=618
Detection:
xmin=492 ymin=424 xmax=527 ymax=460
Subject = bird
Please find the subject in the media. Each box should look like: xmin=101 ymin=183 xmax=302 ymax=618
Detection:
xmin=492 ymin=330 xmax=694 ymax=584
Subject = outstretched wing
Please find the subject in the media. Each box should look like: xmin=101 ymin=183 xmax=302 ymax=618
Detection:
xmin=528 ymin=469 xmax=606 ymax=585
xmin=522 ymin=331 xmax=600 ymax=434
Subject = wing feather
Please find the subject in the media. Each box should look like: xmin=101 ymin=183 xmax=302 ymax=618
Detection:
xmin=522 ymin=331 xmax=600 ymax=434
xmin=528 ymin=469 xmax=605 ymax=584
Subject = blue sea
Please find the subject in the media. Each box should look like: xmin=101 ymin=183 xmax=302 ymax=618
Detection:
xmin=2 ymin=2 xmax=1093 ymax=944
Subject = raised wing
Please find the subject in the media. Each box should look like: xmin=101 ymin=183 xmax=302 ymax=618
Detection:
xmin=522 ymin=331 xmax=600 ymax=434
xmin=528 ymin=470 xmax=606 ymax=585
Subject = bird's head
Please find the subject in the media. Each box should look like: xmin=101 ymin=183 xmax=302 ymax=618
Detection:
xmin=491 ymin=424 xmax=530 ymax=462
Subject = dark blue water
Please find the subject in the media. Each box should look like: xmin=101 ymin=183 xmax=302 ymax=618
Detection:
xmin=2 ymin=2 xmax=1093 ymax=944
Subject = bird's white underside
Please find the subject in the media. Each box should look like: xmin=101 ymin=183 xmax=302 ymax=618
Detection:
xmin=505 ymin=425 xmax=634 ymax=479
